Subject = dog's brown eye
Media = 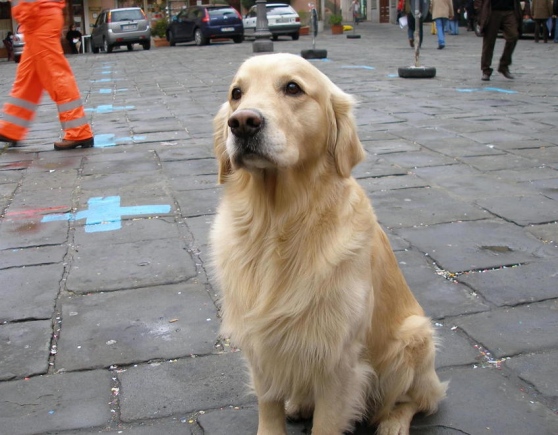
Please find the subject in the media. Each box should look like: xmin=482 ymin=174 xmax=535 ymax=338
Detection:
xmin=285 ymin=82 xmax=303 ymax=96
xmin=231 ymin=87 xmax=242 ymax=100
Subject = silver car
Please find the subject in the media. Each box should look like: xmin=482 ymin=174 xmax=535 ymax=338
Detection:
xmin=13 ymin=26 xmax=24 ymax=63
xmin=91 ymin=7 xmax=151 ymax=53
xmin=243 ymin=3 xmax=301 ymax=40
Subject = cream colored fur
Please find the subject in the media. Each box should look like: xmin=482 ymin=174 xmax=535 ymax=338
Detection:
xmin=210 ymin=53 xmax=447 ymax=435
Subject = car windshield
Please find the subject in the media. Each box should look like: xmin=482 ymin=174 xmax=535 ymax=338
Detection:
xmin=111 ymin=10 xmax=144 ymax=22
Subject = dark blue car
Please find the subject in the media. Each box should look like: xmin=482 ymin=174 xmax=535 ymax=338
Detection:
xmin=166 ymin=5 xmax=244 ymax=46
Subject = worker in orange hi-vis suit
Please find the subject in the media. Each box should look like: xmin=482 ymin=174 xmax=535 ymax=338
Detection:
xmin=0 ymin=0 xmax=94 ymax=150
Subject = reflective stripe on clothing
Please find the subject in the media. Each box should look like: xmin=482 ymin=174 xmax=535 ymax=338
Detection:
xmin=61 ymin=114 xmax=89 ymax=130
xmin=57 ymin=99 xmax=84 ymax=113
xmin=7 ymin=96 xmax=38 ymax=112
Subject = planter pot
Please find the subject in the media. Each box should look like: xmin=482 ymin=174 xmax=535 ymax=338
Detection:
xmin=300 ymin=26 xmax=310 ymax=36
xmin=331 ymin=24 xmax=344 ymax=35
xmin=153 ymin=37 xmax=169 ymax=47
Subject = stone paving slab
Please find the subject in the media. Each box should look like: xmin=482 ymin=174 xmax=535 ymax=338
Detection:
xmin=414 ymin=367 xmax=558 ymax=435
xmin=0 ymin=264 xmax=62 ymax=322
xmin=370 ymin=186 xmax=488 ymax=228
xmin=475 ymin=194 xmax=558 ymax=226
xmin=505 ymin=350 xmax=558 ymax=400
xmin=65 ymin=238 xmax=197 ymax=293
xmin=0 ymin=245 xmax=66 ymax=269
xmin=56 ymin=283 xmax=219 ymax=371
xmin=0 ymin=320 xmax=51 ymax=381
xmin=0 ymin=370 xmax=112 ymax=435
xmin=394 ymin=250 xmax=489 ymax=319
xmin=396 ymin=220 xmax=557 ymax=273
xmin=119 ymin=352 xmax=251 ymax=422
xmin=457 ymin=259 xmax=558 ymax=306
xmin=0 ymin=218 xmax=68 ymax=250
xmin=454 ymin=300 xmax=558 ymax=358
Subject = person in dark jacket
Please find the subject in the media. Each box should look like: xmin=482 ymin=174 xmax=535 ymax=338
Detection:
xmin=65 ymin=24 xmax=82 ymax=54
xmin=466 ymin=0 xmax=476 ymax=30
xmin=475 ymin=0 xmax=522 ymax=80
xmin=3 ymin=31 xmax=14 ymax=61
xmin=553 ymin=0 xmax=558 ymax=42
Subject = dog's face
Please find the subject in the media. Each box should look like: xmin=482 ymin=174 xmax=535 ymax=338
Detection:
xmin=214 ymin=53 xmax=364 ymax=182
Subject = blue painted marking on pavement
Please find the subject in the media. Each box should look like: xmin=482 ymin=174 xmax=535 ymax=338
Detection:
xmin=90 ymin=78 xmax=123 ymax=83
xmin=456 ymin=87 xmax=518 ymax=94
xmin=341 ymin=65 xmax=375 ymax=70
xmin=387 ymin=73 xmax=399 ymax=78
xmin=308 ymin=58 xmax=331 ymax=62
xmin=41 ymin=196 xmax=172 ymax=233
xmin=85 ymin=104 xmax=135 ymax=114
xmin=93 ymin=133 xmax=147 ymax=148
xmin=99 ymin=89 xmax=112 ymax=94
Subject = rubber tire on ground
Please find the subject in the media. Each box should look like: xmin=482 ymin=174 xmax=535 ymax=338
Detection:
xmin=272 ymin=34 xmax=279 ymax=41
xmin=347 ymin=34 xmax=361 ymax=39
xmin=92 ymin=44 xmax=99 ymax=53
xmin=291 ymin=32 xmax=299 ymax=40
xmin=142 ymin=40 xmax=150 ymax=50
xmin=233 ymin=35 xmax=243 ymax=43
xmin=14 ymin=55 xmax=21 ymax=63
xmin=398 ymin=65 xmax=436 ymax=78
xmin=300 ymin=49 xmax=328 ymax=59
xmin=194 ymin=28 xmax=208 ymax=46
xmin=127 ymin=44 xmax=133 ymax=51
xmin=168 ymin=31 xmax=176 ymax=46
xmin=103 ymin=39 xmax=113 ymax=53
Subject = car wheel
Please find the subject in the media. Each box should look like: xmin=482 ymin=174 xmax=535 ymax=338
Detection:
xmin=127 ymin=44 xmax=133 ymax=51
xmin=168 ymin=31 xmax=176 ymax=46
xmin=194 ymin=28 xmax=208 ymax=46
xmin=272 ymin=34 xmax=279 ymax=41
xmin=291 ymin=32 xmax=300 ymax=41
xmin=92 ymin=44 xmax=100 ymax=54
xmin=103 ymin=38 xmax=113 ymax=53
xmin=233 ymin=35 xmax=243 ymax=43
xmin=398 ymin=66 xmax=437 ymax=79
xmin=14 ymin=55 xmax=20 ymax=63
xmin=142 ymin=40 xmax=151 ymax=50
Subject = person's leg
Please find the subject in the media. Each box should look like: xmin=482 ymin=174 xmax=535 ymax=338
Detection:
xmin=436 ymin=18 xmax=446 ymax=47
xmin=498 ymin=11 xmax=518 ymax=74
xmin=481 ymin=12 xmax=501 ymax=77
xmin=407 ymin=13 xmax=416 ymax=46
xmin=32 ymin=12 xmax=93 ymax=143
xmin=554 ymin=17 xmax=558 ymax=42
xmin=0 ymin=35 xmax=43 ymax=142
xmin=542 ymin=19 xmax=548 ymax=42
xmin=534 ymin=19 xmax=540 ymax=42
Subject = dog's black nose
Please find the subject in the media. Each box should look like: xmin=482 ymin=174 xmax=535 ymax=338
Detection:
xmin=228 ymin=109 xmax=263 ymax=139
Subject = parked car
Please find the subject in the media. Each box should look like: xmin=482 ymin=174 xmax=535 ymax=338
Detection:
xmin=243 ymin=3 xmax=301 ymax=41
xmin=166 ymin=5 xmax=244 ymax=46
xmin=91 ymin=7 xmax=151 ymax=53
xmin=13 ymin=26 xmax=24 ymax=63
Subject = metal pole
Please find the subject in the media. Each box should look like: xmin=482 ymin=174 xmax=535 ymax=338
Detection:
xmin=253 ymin=0 xmax=273 ymax=52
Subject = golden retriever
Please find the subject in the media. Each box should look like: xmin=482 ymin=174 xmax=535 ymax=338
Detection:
xmin=210 ymin=53 xmax=447 ymax=435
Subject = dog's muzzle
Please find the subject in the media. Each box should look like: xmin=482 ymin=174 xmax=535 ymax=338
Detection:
xmin=228 ymin=109 xmax=264 ymax=140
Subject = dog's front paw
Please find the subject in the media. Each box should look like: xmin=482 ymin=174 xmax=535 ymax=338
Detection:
xmin=375 ymin=419 xmax=410 ymax=435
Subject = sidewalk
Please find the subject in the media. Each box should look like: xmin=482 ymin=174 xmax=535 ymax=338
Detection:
xmin=1 ymin=22 xmax=557 ymax=434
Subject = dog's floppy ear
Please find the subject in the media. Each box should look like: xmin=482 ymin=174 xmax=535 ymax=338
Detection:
xmin=213 ymin=102 xmax=232 ymax=184
xmin=329 ymin=91 xmax=365 ymax=178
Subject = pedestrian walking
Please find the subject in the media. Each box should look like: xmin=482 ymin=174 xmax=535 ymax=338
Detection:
xmin=448 ymin=0 xmax=464 ymax=33
xmin=432 ymin=0 xmax=454 ymax=48
xmin=0 ymin=0 xmax=94 ymax=150
xmin=405 ymin=0 xmax=431 ymax=47
xmin=350 ymin=0 xmax=361 ymax=24
xmin=476 ymin=0 xmax=522 ymax=81
xmin=531 ymin=0 xmax=553 ymax=42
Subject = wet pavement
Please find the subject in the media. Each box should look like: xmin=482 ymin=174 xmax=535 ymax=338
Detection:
xmin=1 ymin=21 xmax=557 ymax=434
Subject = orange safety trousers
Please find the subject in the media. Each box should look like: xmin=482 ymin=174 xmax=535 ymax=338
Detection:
xmin=0 ymin=9 xmax=93 ymax=142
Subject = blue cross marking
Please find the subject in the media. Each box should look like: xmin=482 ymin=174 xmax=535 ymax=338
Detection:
xmin=94 ymin=133 xmax=147 ymax=148
xmin=41 ymin=196 xmax=171 ymax=233
xmin=456 ymin=87 xmax=517 ymax=94
xmin=341 ymin=65 xmax=375 ymax=70
xmin=85 ymin=104 xmax=135 ymax=114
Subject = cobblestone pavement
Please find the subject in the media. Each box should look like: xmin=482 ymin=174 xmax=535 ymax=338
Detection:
xmin=1 ymin=21 xmax=557 ymax=435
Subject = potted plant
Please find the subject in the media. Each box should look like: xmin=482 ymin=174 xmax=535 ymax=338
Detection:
xmin=151 ymin=18 xmax=169 ymax=47
xmin=329 ymin=13 xmax=343 ymax=34
xmin=298 ymin=10 xmax=310 ymax=35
